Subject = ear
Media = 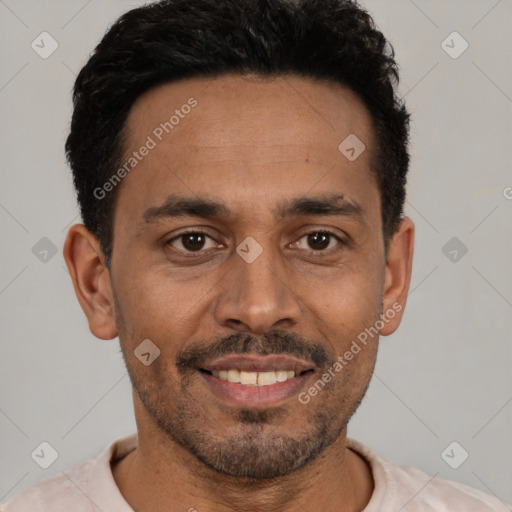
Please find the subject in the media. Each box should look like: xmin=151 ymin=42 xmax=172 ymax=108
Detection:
xmin=63 ymin=224 xmax=118 ymax=340
xmin=380 ymin=217 xmax=415 ymax=336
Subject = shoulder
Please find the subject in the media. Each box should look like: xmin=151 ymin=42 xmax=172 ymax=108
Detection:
xmin=347 ymin=438 xmax=511 ymax=512
xmin=387 ymin=461 xmax=510 ymax=511
xmin=0 ymin=434 xmax=137 ymax=512
xmin=0 ymin=459 xmax=96 ymax=512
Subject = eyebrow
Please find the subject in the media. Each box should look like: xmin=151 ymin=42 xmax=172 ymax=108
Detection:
xmin=143 ymin=193 xmax=364 ymax=223
xmin=275 ymin=194 xmax=363 ymax=220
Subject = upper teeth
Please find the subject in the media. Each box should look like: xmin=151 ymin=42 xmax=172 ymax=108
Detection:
xmin=212 ymin=370 xmax=296 ymax=386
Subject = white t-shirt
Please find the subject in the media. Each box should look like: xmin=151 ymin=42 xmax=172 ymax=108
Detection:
xmin=1 ymin=433 xmax=509 ymax=511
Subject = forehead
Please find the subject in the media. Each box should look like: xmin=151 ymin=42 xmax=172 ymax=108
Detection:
xmin=115 ymin=74 xmax=378 ymax=227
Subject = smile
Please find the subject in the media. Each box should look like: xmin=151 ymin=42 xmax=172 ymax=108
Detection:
xmin=208 ymin=369 xmax=296 ymax=386
xmin=198 ymin=355 xmax=315 ymax=407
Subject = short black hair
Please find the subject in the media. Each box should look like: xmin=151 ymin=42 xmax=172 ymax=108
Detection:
xmin=65 ymin=0 xmax=410 ymax=266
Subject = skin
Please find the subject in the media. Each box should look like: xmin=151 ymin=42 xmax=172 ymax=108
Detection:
xmin=64 ymin=74 xmax=414 ymax=512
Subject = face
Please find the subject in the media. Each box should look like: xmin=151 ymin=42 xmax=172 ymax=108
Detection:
xmin=72 ymin=74 xmax=412 ymax=479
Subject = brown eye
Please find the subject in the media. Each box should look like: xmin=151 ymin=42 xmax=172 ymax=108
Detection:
xmin=307 ymin=232 xmax=330 ymax=250
xmin=182 ymin=233 xmax=206 ymax=251
xmin=296 ymin=231 xmax=342 ymax=252
xmin=167 ymin=232 xmax=216 ymax=253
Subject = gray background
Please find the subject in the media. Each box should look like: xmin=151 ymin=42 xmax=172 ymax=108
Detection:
xmin=1 ymin=0 xmax=511 ymax=506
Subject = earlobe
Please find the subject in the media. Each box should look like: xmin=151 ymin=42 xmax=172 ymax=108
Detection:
xmin=380 ymin=217 xmax=415 ymax=336
xmin=63 ymin=224 xmax=118 ymax=340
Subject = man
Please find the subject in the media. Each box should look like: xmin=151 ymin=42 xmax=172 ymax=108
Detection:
xmin=2 ymin=0 xmax=509 ymax=510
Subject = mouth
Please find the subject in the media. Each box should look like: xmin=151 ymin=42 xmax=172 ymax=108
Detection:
xmin=197 ymin=354 xmax=315 ymax=408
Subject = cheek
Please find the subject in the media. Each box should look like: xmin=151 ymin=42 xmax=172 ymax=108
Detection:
xmin=303 ymin=266 xmax=383 ymax=337
xmin=112 ymin=269 xmax=214 ymax=373
xmin=112 ymin=271 xmax=182 ymax=346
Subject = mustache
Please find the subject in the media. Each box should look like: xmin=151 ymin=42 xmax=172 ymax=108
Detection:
xmin=176 ymin=329 xmax=331 ymax=374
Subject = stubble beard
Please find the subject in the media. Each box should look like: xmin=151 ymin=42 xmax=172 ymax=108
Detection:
xmin=127 ymin=355 xmax=374 ymax=479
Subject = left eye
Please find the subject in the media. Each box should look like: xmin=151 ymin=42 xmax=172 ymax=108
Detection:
xmin=295 ymin=231 xmax=342 ymax=251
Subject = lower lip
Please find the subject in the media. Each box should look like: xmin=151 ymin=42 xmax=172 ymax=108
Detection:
xmin=200 ymin=371 xmax=313 ymax=408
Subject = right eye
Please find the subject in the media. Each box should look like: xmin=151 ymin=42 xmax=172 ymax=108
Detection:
xmin=166 ymin=231 xmax=220 ymax=254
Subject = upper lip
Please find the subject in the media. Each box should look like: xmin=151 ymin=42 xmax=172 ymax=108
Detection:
xmin=200 ymin=354 xmax=315 ymax=374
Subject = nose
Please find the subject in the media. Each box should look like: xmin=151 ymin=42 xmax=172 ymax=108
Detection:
xmin=213 ymin=242 xmax=302 ymax=335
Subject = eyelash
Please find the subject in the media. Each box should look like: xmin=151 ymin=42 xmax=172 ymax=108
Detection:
xmin=165 ymin=229 xmax=345 ymax=258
